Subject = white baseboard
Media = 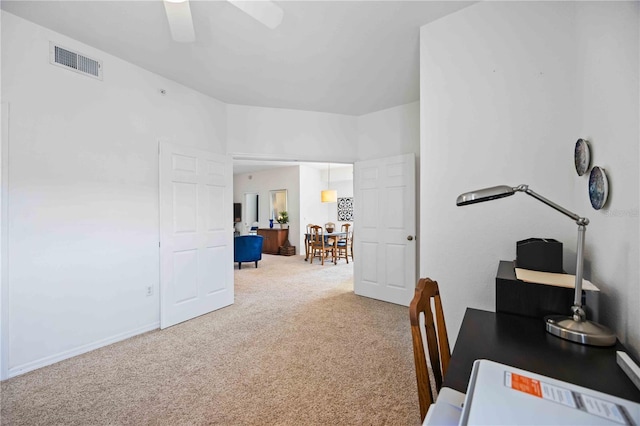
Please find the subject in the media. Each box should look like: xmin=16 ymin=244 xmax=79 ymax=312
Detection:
xmin=6 ymin=322 xmax=159 ymax=379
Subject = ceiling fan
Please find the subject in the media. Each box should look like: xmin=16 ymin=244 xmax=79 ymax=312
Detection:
xmin=163 ymin=0 xmax=284 ymax=43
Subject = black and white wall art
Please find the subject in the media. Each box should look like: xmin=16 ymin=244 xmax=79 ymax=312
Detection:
xmin=337 ymin=197 xmax=353 ymax=221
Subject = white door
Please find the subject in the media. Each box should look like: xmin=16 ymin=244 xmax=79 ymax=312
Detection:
xmin=159 ymin=142 xmax=233 ymax=329
xmin=353 ymin=154 xmax=416 ymax=306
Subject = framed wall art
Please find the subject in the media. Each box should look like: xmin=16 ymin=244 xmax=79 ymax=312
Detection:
xmin=337 ymin=197 xmax=353 ymax=221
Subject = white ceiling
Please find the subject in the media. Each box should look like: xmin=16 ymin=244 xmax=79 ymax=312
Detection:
xmin=2 ymin=0 xmax=473 ymax=116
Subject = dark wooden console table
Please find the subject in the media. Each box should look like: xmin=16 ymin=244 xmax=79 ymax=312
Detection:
xmin=443 ymin=308 xmax=640 ymax=402
xmin=257 ymin=228 xmax=288 ymax=255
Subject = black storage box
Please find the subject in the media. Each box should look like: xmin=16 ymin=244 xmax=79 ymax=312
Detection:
xmin=516 ymin=238 xmax=563 ymax=273
xmin=495 ymin=260 xmax=599 ymax=320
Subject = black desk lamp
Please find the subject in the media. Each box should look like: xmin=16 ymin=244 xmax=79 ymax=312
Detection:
xmin=456 ymin=184 xmax=616 ymax=346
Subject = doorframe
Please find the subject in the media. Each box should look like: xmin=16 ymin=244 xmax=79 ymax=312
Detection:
xmin=1 ymin=103 xmax=10 ymax=380
xmin=231 ymin=153 xmax=355 ymax=256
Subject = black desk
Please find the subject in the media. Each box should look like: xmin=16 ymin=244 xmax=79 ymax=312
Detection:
xmin=443 ymin=308 xmax=640 ymax=402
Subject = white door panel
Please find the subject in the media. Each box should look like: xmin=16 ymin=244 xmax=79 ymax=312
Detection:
xmin=160 ymin=142 xmax=233 ymax=329
xmin=354 ymin=154 xmax=416 ymax=306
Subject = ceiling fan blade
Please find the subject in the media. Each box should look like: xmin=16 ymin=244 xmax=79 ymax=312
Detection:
xmin=163 ymin=0 xmax=196 ymax=43
xmin=227 ymin=0 xmax=284 ymax=30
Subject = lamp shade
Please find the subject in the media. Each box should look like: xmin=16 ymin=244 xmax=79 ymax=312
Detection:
xmin=456 ymin=185 xmax=515 ymax=206
xmin=321 ymin=190 xmax=337 ymax=203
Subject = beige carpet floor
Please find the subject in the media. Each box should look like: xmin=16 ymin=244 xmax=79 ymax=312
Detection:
xmin=1 ymin=254 xmax=420 ymax=425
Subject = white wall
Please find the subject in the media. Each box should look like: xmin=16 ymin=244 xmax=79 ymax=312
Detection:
xmin=357 ymin=102 xmax=420 ymax=161
xmin=228 ymin=102 xmax=419 ymax=164
xmin=2 ymin=12 xmax=227 ymax=378
xmin=227 ymin=104 xmax=358 ymax=163
xmin=420 ymin=1 xmax=639 ymax=357
xmin=574 ymin=2 xmax=639 ymax=352
xmin=299 ymin=165 xmax=325 ymax=249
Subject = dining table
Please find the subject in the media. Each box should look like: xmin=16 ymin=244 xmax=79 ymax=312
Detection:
xmin=304 ymin=231 xmax=347 ymax=264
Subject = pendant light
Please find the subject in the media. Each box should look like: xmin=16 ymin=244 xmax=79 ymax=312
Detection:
xmin=321 ymin=163 xmax=337 ymax=203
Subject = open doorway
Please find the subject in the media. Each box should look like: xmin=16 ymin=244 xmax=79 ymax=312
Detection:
xmin=232 ymin=159 xmax=354 ymax=262
xmin=232 ymin=154 xmax=417 ymax=308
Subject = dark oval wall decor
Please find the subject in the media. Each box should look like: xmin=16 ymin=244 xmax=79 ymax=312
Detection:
xmin=589 ymin=166 xmax=609 ymax=210
xmin=574 ymin=138 xmax=591 ymax=176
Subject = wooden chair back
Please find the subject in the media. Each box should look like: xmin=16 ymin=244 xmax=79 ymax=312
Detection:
xmin=309 ymin=225 xmax=326 ymax=265
xmin=305 ymin=223 xmax=314 ymax=252
xmin=409 ymin=278 xmax=451 ymax=421
xmin=309 ymin=225 xmax=323 ymax=244
xmin=336 ymin=223 xmax=352 ymax=263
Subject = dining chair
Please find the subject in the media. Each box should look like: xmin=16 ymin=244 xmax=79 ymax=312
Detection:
xmin=409 ymin=277 xmax=451 ymax=421
xmin=309 ymin=225 xmax=333 ymax=265
xmin=345 ymin=223 xmax=354 ymax=260
xmin=335 ymin=223 xmax=351 ymax=263
xmin=305 ymin=223 xmax=314 ymax=260
xmin=322 ymin=222 xmax=336 ymax=253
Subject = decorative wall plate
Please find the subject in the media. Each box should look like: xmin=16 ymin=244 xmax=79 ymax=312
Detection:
xmin=574 ymin=138 xmax=590 ymax=176
xmin=589 ymin=166 xmax=608 ymax=210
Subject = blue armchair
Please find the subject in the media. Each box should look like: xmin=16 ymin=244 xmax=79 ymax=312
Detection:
xmin=234 ymin=235 xmax=264 ymax=269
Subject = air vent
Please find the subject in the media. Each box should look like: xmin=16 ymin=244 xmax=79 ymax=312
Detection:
xmin=49 ymin=42 xmax=102 ymax=80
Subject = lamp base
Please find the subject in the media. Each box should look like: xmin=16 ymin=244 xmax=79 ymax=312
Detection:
xmin=545 ymin=315 xmax=616 ymax=346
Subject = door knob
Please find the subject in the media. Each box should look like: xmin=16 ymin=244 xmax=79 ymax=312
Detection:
xmin=407 ymin=235 xmax=414 ymax=241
